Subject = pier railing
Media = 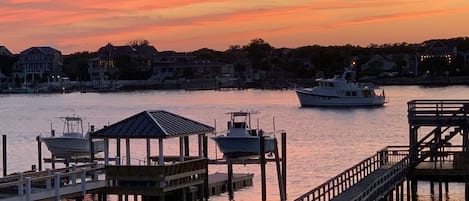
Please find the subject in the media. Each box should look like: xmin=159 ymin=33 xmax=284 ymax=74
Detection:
xmin=0 ymin=163 xmax=105 ymax=201
xmin=407 ymin=99 xmax=469 ymax=125
xmin=295 ymin=146 xmax=408 ymax=201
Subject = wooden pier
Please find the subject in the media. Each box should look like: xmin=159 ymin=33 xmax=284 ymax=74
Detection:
xmin=0 ymin=164 xmax=254 ymax=201
xmin=0 ymin=110 xmax=287 ymax=201
xmin=295 ymin=99 xmax=469 ymax=201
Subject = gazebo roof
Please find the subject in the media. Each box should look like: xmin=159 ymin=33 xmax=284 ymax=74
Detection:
xmin=90 ymin=110 xmax=214 ymax=138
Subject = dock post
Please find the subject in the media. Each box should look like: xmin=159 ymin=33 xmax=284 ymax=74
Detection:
xmin=227 ymin=159 xmax=233 ymax=200
xmin=203 ymin=135 xmax=209 ymax=200
xmin=89 ymin=126 xmax=94 ymax=163
xmin=2 ymin=134 xmax=6 ymax=176
xmin=466 ymin=180 xmax=469 ymax=201
xmin=260 ymin=132 xmax=266 ymax=201
xmin=281 ymin=132 xmax=287 ymax=198
xmin=37 ymin=136 xmax=42 ymax=171
xmin=273 ymin=138 xmax=286 ymax=201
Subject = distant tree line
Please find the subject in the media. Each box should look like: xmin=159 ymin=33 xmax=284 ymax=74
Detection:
xmin=2 ymin=37 xmax=469 ymax=81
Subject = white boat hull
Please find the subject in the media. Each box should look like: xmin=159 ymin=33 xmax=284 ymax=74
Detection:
xmin=295 ymin=88 xmax=385 ymax=107
xmin=41 ymin=137 xmax=104 ymax=158
xmin=212 ymin=136 xmax=276 ymax=158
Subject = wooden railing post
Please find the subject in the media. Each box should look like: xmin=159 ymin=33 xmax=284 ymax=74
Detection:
xmin=81 ymin=169 xmax=86 ymax=196
xmin=55 ymin=172 xmax=61 ymax=201
xmin=46 ymin=168 xmax=52 ymax=190
xmin=18 ymin=172 xmax=23 ymax=195
xmin=71 ymin=165 xmax=77 ymax=185
xmin=25 ymin=177 xmax=31 ymax=201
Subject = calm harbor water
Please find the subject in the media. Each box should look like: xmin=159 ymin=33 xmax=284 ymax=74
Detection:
xmin=0 ymin=85 xmax=468 ymax=200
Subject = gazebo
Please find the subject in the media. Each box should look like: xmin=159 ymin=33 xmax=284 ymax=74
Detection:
xmin=90 ymin=110 xmax=214 ymax=200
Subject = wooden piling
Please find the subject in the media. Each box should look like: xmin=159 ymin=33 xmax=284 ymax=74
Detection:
xmin=89 ymin=127 xmax=95 ymax=162
xmin=227 ymin=159 xmax=234 ymax=200
xmin=281 ymin=132 xmax=287 ymax=197
xmin=260 ymin=133 xmax=266 ymax=201
xmin=2 ymin=134 xmax=6 ymax=176
xmin=37 ymin=136 xmax=42 ymax=171
xmin=203 ymin=135 xmax=209 ymax=200
xmin=273 ymin=138 xmax=286 ymax=201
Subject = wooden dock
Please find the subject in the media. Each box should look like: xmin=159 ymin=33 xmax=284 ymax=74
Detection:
xmin=208 ymin=172 xmax=253 ymax=196
xmin=0 ymin=165 xmax=253 ymax=201
xmin=296 ymin=99 xmax=469 ymax=201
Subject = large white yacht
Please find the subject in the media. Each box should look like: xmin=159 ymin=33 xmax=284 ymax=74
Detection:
xmin=295 ymin=66 xmax=386 ymax=107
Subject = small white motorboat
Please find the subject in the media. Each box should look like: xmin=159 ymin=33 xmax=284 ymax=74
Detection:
xmin=40 ymin=116 xmax=104 ymax=158
xmin=295 ymin=65 xmax=386 ymax=107
xmin=212 ymin=111 xmax=276 ymax=159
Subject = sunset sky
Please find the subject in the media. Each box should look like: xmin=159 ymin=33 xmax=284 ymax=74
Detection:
xmin=2 ymin=0 xmax=469 ymax=54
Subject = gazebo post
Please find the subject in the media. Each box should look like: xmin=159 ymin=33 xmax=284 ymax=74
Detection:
xmin=104 ymin=138 xmax=109 ymax=165
xmin=179 ymin=136 xmax=184 ymax=162
xmin=126 ymin=138 xmax=130 ymax=165
xmin=184 ymin=136 xmax=190 ymax=156
xmin=116 ymin=137 xmax=121 ymax=162
xmin=146 ymin=138 xmax=151 ymax=165
xmin=158 ymin=138 xmax=164 ymax=165
xmin=198 ymin=134 xmax=203 ymax=157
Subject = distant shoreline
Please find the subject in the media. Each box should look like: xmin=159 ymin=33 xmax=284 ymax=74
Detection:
xmin=367 ymin=76 xmax=469 ymax=86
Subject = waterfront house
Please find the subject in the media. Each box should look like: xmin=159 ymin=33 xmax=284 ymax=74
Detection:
xmin=361 ymin=54 xmax=397 ymax=72
xmin=0 ymin=46 xmax=13 ymax=56
xmin=88 ymin=43 xmax=158 ymax=85
xmin=12 ymin=46 xmax=63 ymax=84
xmin=419 ymin=40 xmax=457 ymax=64
xmin=150 ymin=51 xmax=236 ymax=87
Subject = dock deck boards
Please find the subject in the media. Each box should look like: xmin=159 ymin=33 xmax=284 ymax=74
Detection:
xmin=331 ymin=168 xmax=388 ymax=201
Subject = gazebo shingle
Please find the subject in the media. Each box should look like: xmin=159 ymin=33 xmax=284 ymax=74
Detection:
xmin=91 ymin=110 xmax=214 ymax=138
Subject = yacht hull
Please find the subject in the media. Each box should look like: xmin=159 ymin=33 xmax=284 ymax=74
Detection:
xmin=212 ymin=136 xmax=276 ymax=159
xmin=296 ymin=88 xmax=385 ymax=107
xmin=41 ymin=137 xmax=105 ymax=158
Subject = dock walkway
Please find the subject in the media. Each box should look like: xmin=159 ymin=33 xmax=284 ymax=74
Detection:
xmin=0 ymin=164 xmax=254 ymax=201
xmin=330 ymin=168 xmax=388 ymax=201
xmin=297 ymin=100 xmax=469 ymax=201
xmin=294 ymin=146 xmax=409 ymax=201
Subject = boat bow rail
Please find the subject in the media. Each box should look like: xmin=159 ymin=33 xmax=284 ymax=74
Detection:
xmin=294 ymin=146 xmax=409 ymax=201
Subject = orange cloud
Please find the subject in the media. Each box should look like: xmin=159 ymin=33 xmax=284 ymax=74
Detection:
xmin=2 ymin=0 xmax=469 ymax=54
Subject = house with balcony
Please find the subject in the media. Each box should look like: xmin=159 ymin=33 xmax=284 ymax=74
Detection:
xmin=419 ymin=40 xmax=457 ymax=64
xmin=150 ymin=51 xmax=236 ymax=88
xmin=361 ymin=54 xmax=397 ymax=72
xmin=12 ymin=47 xmax=63 ymax=85
xmin=88 ymin=43 xmax=157 ymax=86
